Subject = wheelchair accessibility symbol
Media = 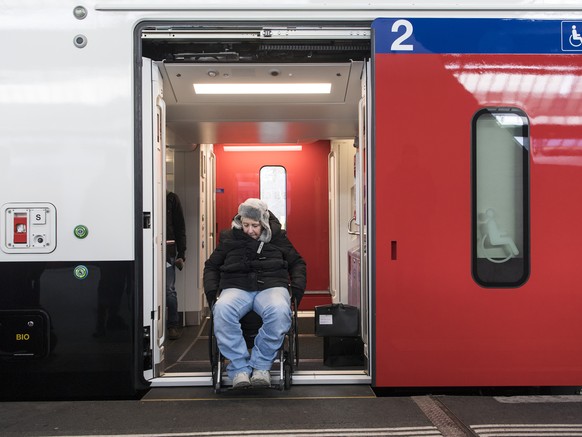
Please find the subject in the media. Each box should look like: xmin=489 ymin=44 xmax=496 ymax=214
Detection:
xmin=562 ymin=21 xmax=582 ymax=51
xmin=570 ymin=25 xmax=582 ymax=47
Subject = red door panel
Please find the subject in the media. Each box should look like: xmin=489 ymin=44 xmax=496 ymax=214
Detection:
xmin=373 ymin=18 xmax=582 ymax=387
xmin=214 ymin=142 xmax=330 ymax=308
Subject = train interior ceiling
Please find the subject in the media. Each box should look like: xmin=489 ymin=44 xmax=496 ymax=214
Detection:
xmin=142 ymin=29 xmax=372 ymax=377
xmin=143 ymin=33 xmax=370 ymax=145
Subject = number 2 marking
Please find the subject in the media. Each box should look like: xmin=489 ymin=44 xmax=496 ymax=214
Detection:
xmin=391 ymin=19 xmax=414 ymax=51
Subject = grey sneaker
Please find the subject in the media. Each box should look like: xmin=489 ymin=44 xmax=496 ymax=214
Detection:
xmin=232 ymin=372 xmax=251 ymax=389
xmin=251 ymin=369 xmax=271 ymax=387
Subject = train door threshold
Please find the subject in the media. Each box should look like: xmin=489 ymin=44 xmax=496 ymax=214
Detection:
xmin=143 ymin=381 xmax=375 ymax=401
xmin=150 ymin=372 xmax=371 ymax=388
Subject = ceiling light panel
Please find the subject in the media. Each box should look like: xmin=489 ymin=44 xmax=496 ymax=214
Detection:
xmin=193 ymin=83 xmax=332 ymax=94
xmin=164 ymin=63 xmax=352 ymax=104
xmin=223 ymin=145 xmax=303 ymax=152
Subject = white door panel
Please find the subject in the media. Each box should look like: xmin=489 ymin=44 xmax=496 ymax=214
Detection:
xmin=142 ymin=58 xmax=166 ymax=380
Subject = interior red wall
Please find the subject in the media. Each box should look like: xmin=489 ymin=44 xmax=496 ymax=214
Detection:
xmin=214 ymin=141 xmax=330 ymax=300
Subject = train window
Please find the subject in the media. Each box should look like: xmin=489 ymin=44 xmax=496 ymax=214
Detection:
xmin=471 ymin=108 xmax=530 ymax=287
xmin=260 ymin=166 xmax=287 ymax=229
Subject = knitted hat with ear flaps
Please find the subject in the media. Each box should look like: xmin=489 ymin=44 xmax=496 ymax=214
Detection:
xmin=232 ymin=198 xmax=272 ymax=242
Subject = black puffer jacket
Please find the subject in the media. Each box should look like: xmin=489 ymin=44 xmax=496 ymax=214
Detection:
xmin=166 ymin=191 xmax=186 ymax=261
xmin=203 ymin=212 xmax=306 ymax=305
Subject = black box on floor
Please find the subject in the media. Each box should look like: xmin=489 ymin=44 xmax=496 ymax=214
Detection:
xmin=323 ymin=336 xmax=365 ymax=367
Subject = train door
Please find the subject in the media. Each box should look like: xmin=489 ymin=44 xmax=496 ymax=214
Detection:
xmin=357 ymin=60 xmax=371 ymax=356
xmin=142 ymin=58 xmax=167 ymax=378
xmin=181 ymin=143 xmax=216 ymax=325
xmin=140 ymin=25 xmax=373 ymax=386
xmin=331 ymin=60 xmax=371 ymax=355
xmin=372 ymin=18 xmax=582 ymax=387
xmin=199 ymin=145 xmax=217 ymax=310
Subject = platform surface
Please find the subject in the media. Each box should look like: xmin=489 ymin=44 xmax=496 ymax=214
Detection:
xmin=3 ymin=388 xmax=582 ymax=437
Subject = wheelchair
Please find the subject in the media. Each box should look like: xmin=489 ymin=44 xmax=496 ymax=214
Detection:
xmin=208 ymin=292 xmax=299 ymax=393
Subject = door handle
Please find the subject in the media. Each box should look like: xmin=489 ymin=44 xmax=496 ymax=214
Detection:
xmin=348 ymin=217 xmax=360 ymax=235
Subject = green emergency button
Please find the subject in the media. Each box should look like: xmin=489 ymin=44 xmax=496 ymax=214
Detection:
xmin=74 ymin=225 xmax=89 ymax=239
xmin=74 ymin=265 xmax=89 ymax=280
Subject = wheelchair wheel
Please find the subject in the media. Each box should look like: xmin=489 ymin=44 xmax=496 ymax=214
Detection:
xmin=284 ymin=362 xmax=292 ymax=389
xmin=209 ymin=315 xmax=222 ymax=393
xmin=212 ymin=360 xmax=222 ymax=393
xmin=211 ymin=353 xmax=223 ymax=393
xmin=292 ymin=303 xmax=299 ymax=367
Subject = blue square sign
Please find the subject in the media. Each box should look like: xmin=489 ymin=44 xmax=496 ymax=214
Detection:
xmin=562 ymin=21 xmax=582 ymax=51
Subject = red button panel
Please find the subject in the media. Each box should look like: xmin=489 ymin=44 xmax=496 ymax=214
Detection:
xmin=13 ymin=214 xmax=28 ymax=244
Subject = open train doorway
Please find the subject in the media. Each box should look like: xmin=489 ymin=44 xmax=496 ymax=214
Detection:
xmin=139 ymin=23 xmax=372 ymax=387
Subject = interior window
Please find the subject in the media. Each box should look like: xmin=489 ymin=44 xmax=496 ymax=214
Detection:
xmin=472 ymin=108 xmax=530 ymax=287
xmin=260 ymin=166 xmax=287 ymax=229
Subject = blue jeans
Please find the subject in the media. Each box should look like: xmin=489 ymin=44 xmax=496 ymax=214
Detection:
xmin=213 ymin=287 xmax=291 ymax=378
xmin=166 ymin=257 xmax=179 ymax=328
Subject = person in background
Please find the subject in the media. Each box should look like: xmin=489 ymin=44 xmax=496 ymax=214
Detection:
xmin=166 ymin=190 xmax=187 ymax=340
xmin=203 ymin=198 xmax=306 ymax=389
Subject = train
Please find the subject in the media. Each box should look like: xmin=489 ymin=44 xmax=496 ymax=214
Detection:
xmin=2 ymin=0 xmax=582 ymax=400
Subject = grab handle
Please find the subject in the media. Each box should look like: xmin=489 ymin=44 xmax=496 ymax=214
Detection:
xmin=348 ymin=217 xmax=360 ymax=235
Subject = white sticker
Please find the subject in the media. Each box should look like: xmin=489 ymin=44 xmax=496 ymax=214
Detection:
xmin=319 ymin=314 xmax=333 ymax=325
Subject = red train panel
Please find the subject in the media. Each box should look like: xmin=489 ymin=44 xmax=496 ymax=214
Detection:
xmin=373 ymin=18 xmax=582 ymax=387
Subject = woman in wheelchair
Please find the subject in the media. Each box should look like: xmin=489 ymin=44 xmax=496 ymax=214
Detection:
xmin=203 ymin=198 xmax=306 ymax=389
